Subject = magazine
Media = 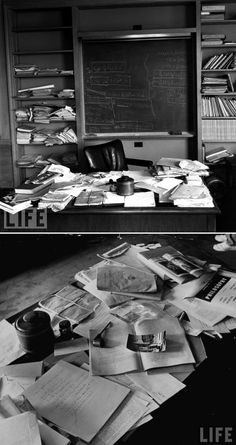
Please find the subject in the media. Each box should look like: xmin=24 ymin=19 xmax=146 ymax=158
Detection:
xmin=137 ymin=246 xmax=204 ymax=284
xmin=194 ymin=274 xmax=236 ymax=318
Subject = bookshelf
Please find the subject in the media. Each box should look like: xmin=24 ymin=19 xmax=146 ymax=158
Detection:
xmin=4 ymin=6 xmax=78 ymax=186
xmin=4 ymin=1 xmax=199 ymax=186
xmin=200 ymin=1 xmax=236 ymax=158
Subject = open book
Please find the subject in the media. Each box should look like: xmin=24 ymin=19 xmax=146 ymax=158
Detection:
xmin=89 ymin=310 xmax=195 ymax=376
xmin=137 ymin=246 xmax=204 ymax=284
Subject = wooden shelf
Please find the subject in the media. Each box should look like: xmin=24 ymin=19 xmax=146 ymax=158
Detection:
xmin=78 ymin=28 xmax=196 ymax=40
xmin=13 ymin=50 xmax=73 ymax=55
xmin=202 ymin=117 xmax=236 ymax=119
xmin=14 ymin=74 xmax=74 ymax=78
xmin=202 ymin=43 xmax=236 ymax=48
xmin=203 ymin=138 xmax=236 ymax=142
xmin=12 ymin=26 xmax=72 ymax=32
xmin=17 ymin=142 xmax=77 ymax=146
xmin=14 ymin=97 xmax=75 ymax=101
xmin=201 ymin=93 xmax=236 ymax=96
xmin=201 ymin=19 xmax=236 ymax=24
xmin=16 ymin=120 xmax=76 ymax=124
xmin=202 ymin=69 xmax=236 ymax=73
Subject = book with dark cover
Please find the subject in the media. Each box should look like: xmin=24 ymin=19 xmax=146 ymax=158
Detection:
xmin=0 ymin=192 xmax=32 ymax=214
xmin=15 ymin=171 xmax=59 ymax=195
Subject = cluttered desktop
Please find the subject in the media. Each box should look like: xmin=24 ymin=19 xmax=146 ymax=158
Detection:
xmin=0 ymin=157 xmax=219 ymax=232
xmin=0 ymin=238 xmax=236 ymax=444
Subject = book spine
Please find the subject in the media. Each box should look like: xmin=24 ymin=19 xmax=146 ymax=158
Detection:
xmin=202 ymin=119 xmax=236 ymax=140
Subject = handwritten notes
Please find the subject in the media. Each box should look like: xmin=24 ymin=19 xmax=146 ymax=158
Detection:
xmin=24 ymin=360 xmax=130 ymax=442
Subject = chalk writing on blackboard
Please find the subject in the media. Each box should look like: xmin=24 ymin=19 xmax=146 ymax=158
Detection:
xmin=83 ymin=39 xmax=193 ymax=133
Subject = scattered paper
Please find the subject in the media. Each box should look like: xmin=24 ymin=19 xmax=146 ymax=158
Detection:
xmin=0 ymin=412 xmax=41 ymax=445
xmin=0 ymin=320 xmax=24 ymax=367
xmin=24 ymin=360 xmax=130 ymax=442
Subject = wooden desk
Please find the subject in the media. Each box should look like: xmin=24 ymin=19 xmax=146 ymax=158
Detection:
xmin=0 ymin=203 xmax=219 ymax=232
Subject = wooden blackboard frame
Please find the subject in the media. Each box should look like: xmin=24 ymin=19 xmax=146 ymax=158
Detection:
xmin=79 ymin=31 xmax=196 ymax=138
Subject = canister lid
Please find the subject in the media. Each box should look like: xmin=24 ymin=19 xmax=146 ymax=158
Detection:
xmin=117 ymin=175 xmax=134 ymax=183
xmin=15 ymin=310 xmax=51 ymax=334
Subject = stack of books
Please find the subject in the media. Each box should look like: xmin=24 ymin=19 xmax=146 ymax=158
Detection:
xmin=0 ymin=191 xmax=32 ymax=214
xmin=15 ymin=108 xmax=31 ymax=122
xmin=202 ymin=52 xmax=234 ymax=70
xmin=14 ymin=64 xmax=38 ymax=75
xmin=16 ymin=125 xmax=36 ymax=144
xmin=205 ymin=146 xmax=233 ymax=163
xmin=57 ymin=88 xmax=75 ymax=98
xmin=18 ymin=84 xmax=55 ymax=98
xmin=201 ymin=75 xmax=229 ymax=93
xmin=32 ymin=106 xmax=55 ymax=123
xmin=202 ymin=33 xmax=225 ymax=46
xmin=15 ymin=169 xmax=60 ymax=195
xmin=201 ymin=4 xmax=226 ymax=21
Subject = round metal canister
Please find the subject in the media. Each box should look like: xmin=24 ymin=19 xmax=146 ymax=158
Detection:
xmin=15 ymin=310 xmax=55 ymax=356
xmin=116 ymin=176 xmax=134 ymax=196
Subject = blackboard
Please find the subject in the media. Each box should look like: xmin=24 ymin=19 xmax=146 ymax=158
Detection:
xmin=82 ymin=38 xmax=194 ymax=134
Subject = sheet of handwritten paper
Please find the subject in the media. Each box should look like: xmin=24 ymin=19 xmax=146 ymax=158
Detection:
xmin=24 ymin=360 xmax=130 ymax=442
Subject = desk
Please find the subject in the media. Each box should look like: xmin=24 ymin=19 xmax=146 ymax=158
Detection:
xmin=4 ymin=234 xmax=236 ymax=445
xmin=0 ymin=203 xmax=219 ymax=232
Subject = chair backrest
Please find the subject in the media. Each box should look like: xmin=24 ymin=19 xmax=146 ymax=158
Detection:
xmin=84 ymin=139 xmax=128 ymax=172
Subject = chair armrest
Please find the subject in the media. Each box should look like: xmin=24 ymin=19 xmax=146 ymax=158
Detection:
xmin=126 ymin=158 xmax=153 ymax=168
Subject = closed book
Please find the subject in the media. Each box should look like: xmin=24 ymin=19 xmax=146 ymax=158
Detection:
xmin=15 ymin=171 xmax=59 ymax=195
xmin=0 ymin=194 xmax=32 ymax=214
xmin=202 ymin=34 xmax=226 ymax=40
xmin=202 ymin=5 xmax=226 ymax=12
xmin=137 ymin=246 xmax=204 ymax=284
xmin=202 ymin=40 xmax=224 ymax=46
xmin=202 ymin=13 xmax=225 ymax=21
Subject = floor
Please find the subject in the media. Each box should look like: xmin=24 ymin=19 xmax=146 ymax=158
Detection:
xmin=1 ymin=233 xmax=236 ymax=321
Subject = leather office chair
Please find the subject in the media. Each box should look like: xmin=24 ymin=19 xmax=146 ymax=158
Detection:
xmin=84 ymin=139 xmax=153 ymax=172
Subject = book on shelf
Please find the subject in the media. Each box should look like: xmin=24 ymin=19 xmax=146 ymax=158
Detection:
xmin=205 ymin=146 xmax=233 ymax=163
xmin=15 ymin=170 xmax=60 ymax=195
xmin=202 ymin=119 xmax=236 ymax=140
xmin=136 ymin=246 xmax=204 ymax=284
xmin=201 ymin=12 xmax=225 ymax=21
xmin=202 ymin=34 xmax=226 ymax=40
xmin=201 ymin=5 xmax=226 ymax=12
xmin=202 ymin=40 xmax=224 ymax=46
xmin=202 ymin=52 xmax=234 ymax=70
